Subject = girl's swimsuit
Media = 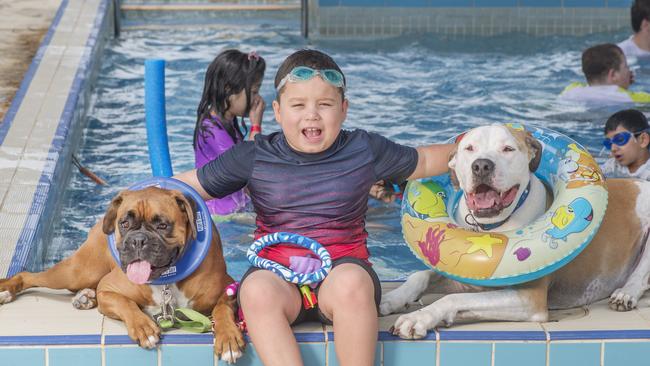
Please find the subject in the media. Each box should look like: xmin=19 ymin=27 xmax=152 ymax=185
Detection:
xmin=194 ymin=116 xmax=250 ymax=215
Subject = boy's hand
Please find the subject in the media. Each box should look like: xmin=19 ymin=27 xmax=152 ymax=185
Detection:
xmin=249 ymin=95 xmax=265 ymax=128
xmin=369 ymin=180 xmax=396 ymax=203
xmin=289 ymin=255 xmax=321 ymax=274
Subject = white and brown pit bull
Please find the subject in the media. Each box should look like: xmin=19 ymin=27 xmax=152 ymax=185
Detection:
xmin=380 ymin=124 xmax=650 ymax=339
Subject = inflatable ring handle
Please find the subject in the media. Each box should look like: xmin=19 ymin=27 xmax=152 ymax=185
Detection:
xmin=107 ymin=177 xmax=212 ymax=285
xmin=247 ymin=232 xmax=332 ymax=285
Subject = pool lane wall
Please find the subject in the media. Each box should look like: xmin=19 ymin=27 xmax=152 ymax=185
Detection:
xmin=307 ymin=0 xmax=631 ymax=40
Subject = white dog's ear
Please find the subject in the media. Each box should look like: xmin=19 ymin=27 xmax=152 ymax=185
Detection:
xmin=526 ymin=133 xmax=543 ymax=172
xmin=448 ymin=146 xmax=460 ymax=190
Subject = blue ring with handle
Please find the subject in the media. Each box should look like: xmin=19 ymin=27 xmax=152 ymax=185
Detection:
xmin=247 ymin=232 xmax=332 ymax=285
xmin=107 ymin=177 xmax=212 ymax=285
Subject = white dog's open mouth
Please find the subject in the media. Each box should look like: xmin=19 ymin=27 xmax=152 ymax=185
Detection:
xmin=467 ymin=184 xmax=520 ymax=217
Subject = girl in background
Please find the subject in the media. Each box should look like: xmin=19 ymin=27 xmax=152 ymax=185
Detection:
xmin=193 ymin=49 xmax=266 ymax=217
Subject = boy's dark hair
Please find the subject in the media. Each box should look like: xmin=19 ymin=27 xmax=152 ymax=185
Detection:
xmin=581 ymin=44 xmax=624 ymax=84
xmin=631 ymin=0 xmax=650 ymax=33
xmin=274 ymin=49 xmax=346 ymax=100
xmin=193 ymin=49 xmax=266 ymax=152
xmin=604 ymin=109 xmax=650 ymax=134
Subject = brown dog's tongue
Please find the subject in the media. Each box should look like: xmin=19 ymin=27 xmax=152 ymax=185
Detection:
xmin=126 ymin=260 xmax=152 ymax=284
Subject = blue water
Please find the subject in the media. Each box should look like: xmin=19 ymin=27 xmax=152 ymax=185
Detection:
xmin=42 ymin=20 xmax=650 ymax=280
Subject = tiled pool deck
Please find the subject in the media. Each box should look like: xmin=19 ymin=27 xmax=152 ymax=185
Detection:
xmin=2 ymin=0 xmax=650 ymax=365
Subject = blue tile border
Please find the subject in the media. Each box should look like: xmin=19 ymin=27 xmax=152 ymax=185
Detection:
xmin=0 ymin=334 xmax=101 ymax=346
xmin=378 ymin=330 xmax=438 ymax=341
xmin=549 ymin=329 xmax=650 ymax=340
xmin=7 ymin=0 xmax=111 ymax=276
xmin=438 ymin=330 xmax=547 ymax=341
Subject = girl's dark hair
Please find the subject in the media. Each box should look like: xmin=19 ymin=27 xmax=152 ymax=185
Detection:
xmin=604 ymin=109 xmax=650 ymax=133
xmin=193 ymin=49 xmax=266 ymax=152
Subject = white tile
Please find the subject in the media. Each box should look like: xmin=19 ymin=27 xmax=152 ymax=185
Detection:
xmin=0 ymin=288 xmax=104 ymax=336
xmin=2 ymin=184 xmax=36 ymax=214
xmin=543 ymin=299 xmax=650 ymax=332
xmin=0 ymin=228 xmax=21 ymax=277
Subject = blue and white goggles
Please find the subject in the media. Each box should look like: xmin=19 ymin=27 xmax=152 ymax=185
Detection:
xmin=276 ymin=66 xmax=346 ymax=92
xmin=602 ymin=128 xmax=650 ymax=150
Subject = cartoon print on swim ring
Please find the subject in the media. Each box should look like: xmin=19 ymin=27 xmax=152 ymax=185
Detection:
xmin=401 ymin=124 xmax=608 ymax=287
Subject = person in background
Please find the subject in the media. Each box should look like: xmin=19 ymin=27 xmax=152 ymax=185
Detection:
xmin=175 ymin=49 xmax=455 ymax=366
xmin=618 ymin=0 xmax=650 ymax=62
xmin=559 ymin=43 xmax=650 ymax=105
xmin=601 ymin=108 xmax=650 ymax=180
xmin=193 ymin=49 xmax=265 ymax=217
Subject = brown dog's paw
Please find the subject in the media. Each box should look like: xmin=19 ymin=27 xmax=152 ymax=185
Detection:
xmin=72 ymin=288 xmax=98 ymax=310
xmin=126 ymin=314 xmax=161 ymax=349
xmin=0 ymin=278 xmax=20 ymax=304
xmin=214 ymin=322 xmax=245 ymax=364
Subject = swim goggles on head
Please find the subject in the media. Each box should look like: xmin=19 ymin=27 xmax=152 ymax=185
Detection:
xmin=602 ymin=128 xmax=650 ymax=150
xmin=276 ymin=66 xmax=346 ymax=92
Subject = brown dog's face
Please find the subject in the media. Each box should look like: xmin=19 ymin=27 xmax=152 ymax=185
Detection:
xmin=102 ymin=187 xmax=196 ymax=284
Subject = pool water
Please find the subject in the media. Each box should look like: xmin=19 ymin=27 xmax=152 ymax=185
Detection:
xmin=40 ymin=20 xmax=650 ymax=280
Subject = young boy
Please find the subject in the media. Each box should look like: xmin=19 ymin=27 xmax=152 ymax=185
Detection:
xmin=601 ymin=108 xmax=650 ymax=180
xmin=558 ymin=43 xmax=650 ymax=105
xmin=618 ymin=0 xmax=650 ymax=62
xmin=175 ymin=49 xmax=454 ymax=366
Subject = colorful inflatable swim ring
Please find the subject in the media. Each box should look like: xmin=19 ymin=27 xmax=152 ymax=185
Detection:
xmin=247 ymin=232 xmax=333 ymax=285
xmin=401 ymin=124 xmax=608 ymax=287
xmin=108 ymin=177 xmax=212 ymax=285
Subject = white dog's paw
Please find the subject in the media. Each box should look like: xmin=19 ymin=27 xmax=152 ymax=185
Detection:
xmin=142 ymin=334 xmax=159 ymax=349
xmin=610 ymin=286 xmax=643 ymax=311
xmin=72 ymin=288 xmax=97 ymax=310
xmin=380 ymin=291 xmax=410 ymax=316
xmin=390 ymin=309 xmax=445 ymax=339
xmin=220 ymin=349 xmax=243 ymax=364
xmin=0 ymin=290 xmax=14 ymax=304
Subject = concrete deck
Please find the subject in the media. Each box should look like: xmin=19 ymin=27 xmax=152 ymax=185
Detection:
xmin=0 ymin=0 xmax=62 ymax=123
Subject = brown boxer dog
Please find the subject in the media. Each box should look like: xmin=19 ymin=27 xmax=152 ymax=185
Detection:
xmin=0 ymin=187 xmax=244 ymax=363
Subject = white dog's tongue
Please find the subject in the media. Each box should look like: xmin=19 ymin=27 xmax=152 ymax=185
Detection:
xmin=471 ymin=190 xmax=500 ymax=209
xmin=126 ymin=260 xmax=152 ymax=285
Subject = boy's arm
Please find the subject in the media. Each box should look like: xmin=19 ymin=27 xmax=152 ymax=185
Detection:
xmin=173 ymin=169 xmax=214 ymax=200
xmin=407 ymin=143 xmax=456 ymax=180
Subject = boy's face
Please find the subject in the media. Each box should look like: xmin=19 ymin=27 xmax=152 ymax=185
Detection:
xmin=605 ymin=125 xmax=649 ymax=167
xmin=610 ymin=54 xmax=632 ymax=89
xmin=272 ymin=76 xmax=348 ymax=154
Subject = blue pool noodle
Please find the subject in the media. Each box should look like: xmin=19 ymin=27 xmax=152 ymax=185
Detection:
xmin=144 ymin=59 xmax=173 ymax=177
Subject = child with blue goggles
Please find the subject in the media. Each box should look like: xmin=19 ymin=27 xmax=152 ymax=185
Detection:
xmin=601 ymin=109 xmax=650 ymax=180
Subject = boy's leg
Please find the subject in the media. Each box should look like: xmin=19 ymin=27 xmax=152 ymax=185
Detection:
xmin=317 ymin=262 xmax=379 ymax=366
xmin=239 ymin=270 xmax=303 ymax=366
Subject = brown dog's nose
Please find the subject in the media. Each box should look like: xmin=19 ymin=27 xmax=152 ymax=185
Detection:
xmin=472 ymin=159 xmax=494 ymax=178
xmin=130 ymin=232 xmax=147 ymax=248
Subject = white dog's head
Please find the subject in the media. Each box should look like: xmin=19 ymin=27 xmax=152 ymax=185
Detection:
xmin=449 ymin=124 xmax=542 ymax=221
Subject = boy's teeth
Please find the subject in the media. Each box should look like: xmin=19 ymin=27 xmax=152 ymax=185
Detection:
xmin=304 ymin=128 xmax=321 ymax=137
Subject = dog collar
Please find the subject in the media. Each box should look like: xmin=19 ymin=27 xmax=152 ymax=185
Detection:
xmin=467 ymin=181 xmax=531 ymax=232
xmin=107 ymin=177 xmax=212 ymax=285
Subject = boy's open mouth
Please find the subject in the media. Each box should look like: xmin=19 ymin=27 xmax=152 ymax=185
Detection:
xmin=302 ymin=127 xmax=322 ymax=141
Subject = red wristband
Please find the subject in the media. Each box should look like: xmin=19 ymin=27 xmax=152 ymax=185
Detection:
xmin=251 ymin=125 xmax=262 ymax=133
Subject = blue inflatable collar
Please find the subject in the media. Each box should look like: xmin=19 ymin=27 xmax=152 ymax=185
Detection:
xmin=107 ymin=177 xmax=212 ymax=285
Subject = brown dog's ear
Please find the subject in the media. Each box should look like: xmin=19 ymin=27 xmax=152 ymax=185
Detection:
xmin=172 ymin=191 xmax=197 ymax=241
xmin=448 ymin=145 xmax=460 ymax=190
xmin=526 ymin=133 xmax=543 ymax=172
xmin=102 ymin=191 xmax=125 ymax=235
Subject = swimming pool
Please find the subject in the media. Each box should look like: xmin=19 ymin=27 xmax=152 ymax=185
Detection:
xmin=39 ymin=19 xmax=650 ymax=280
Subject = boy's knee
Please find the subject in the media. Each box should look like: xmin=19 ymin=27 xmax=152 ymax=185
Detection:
xmin=328 ymin=265 xmax=375 ymax=305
